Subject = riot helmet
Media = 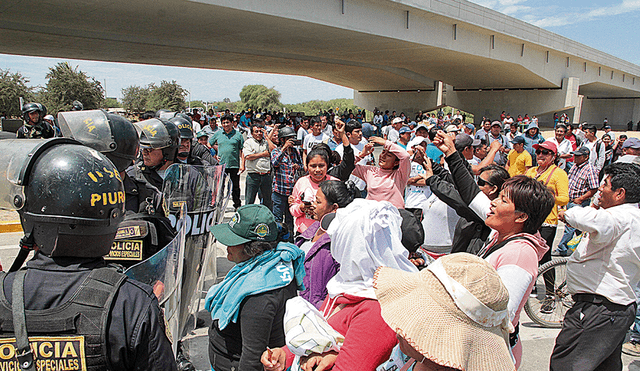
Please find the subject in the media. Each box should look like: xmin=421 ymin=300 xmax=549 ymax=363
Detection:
xmin=21 ymin=103 xmax=46 ymax=123
xmin=0 ymin=138 xmax=124 ymax=257
xmin=58 ymin=110 xmax=140 ymax=172
xmin=169 ymin=116 xmax=194 ymax=140
xmin=71 ymin=100 xmax=84 ymax=111
xmin=139 ymin=118 xmax=180 ymax=166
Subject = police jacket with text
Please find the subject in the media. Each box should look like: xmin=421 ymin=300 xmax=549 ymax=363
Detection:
xmin=0 ymin=253 xmax=177 ymax=371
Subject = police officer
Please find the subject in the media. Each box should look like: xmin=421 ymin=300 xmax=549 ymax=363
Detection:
xmin=58 ymin=110 xmax=176 ymax=268
xmin=137 ymin=118 xmax=181 ymax=190
xmin=0 ymin=138 xmax=176 ymax=370
xmin=169 ymin=115 xmax=207 ymax=166
xmin=16 ymin=103 xmax=54 ymax=139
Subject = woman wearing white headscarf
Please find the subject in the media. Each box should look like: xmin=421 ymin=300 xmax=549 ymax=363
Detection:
xmin=263 ymin=199 xmax=417 ymax=371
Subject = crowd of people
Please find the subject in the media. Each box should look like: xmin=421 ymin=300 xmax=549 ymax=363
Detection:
xmin=6 ymin=101 xmax=640 ymax=371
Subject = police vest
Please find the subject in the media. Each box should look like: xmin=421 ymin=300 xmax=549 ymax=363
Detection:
xmin=0 ymin=268 xmax=127 ymax=371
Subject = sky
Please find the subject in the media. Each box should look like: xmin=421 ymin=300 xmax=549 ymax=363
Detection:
xmin=0 ymin=0 xmax=638 ymax=104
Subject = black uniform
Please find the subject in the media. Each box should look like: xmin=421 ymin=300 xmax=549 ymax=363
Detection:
xmin=16 ymin=122 xmax=55 ymax=139
xmin=0 ymin=253 xmax=177 ymax=371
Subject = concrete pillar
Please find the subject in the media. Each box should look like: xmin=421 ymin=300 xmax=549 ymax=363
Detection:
xmin=580 ymin=98 xmax=640 ymax=130
xmin=354 ymin=81 xmax=444 ymax=116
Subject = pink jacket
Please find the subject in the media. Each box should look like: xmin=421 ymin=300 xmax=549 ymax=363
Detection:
xmin=352 ymin=141 xmax=410 ymax=209
xmin=484 ymin=231 xmax=548 ymax=368
xmin=290 ymin=174 xmax=339 ymax=233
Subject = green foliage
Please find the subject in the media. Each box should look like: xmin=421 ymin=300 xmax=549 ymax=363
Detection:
xmin=284 ymin=98 xmax=361 ymax=117
xmin=121 ymin=85 xmax=150 ymax=113
xmin=40 ymin=62 xmax=104 ymax=114
xmin=239 ymin=85 xmax=282 ymax=111
xmin=147 ymin=80 xmax=187 ymax=112
xmin=103 ymin=97 xmax=120 ymax=108
xmin=208 ymin=100 xmax=240 ymax=113
xmin=0 ymin=69 xmax=34 ymax=117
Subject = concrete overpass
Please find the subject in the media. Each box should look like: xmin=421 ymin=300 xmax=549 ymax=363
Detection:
xmin=1 ymin=0 xmax=639 ymax=127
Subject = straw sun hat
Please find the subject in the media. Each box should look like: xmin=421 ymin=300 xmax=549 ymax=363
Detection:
xmin=373 ymin=253 xmax=515 ymax=371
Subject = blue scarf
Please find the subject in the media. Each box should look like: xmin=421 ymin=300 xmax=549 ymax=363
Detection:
xmin=204 ymin=242 xmax=306 ymax=330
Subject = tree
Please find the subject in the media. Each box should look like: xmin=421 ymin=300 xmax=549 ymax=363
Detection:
xmin=40 ymin=62 xmax=104 ymax=114
xmin=121 ymin=85 xmax=150 ymax=113
xmin=103 ymin=97 xmax=120 ymax=109
xmin=0 ymin=69 xmax=34 ymax=118
xmin=147 ymin=80 xmax=187 ymax=112
xmin=239 ymin=85 xmax=282 ymax=111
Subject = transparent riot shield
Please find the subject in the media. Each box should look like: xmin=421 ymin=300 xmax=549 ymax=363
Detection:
xmin=124 ymin=204 xmax=187 ymax=354
xmin=57 ymin=110 xmax=116 ymax=152
xmin=161 ymin=163 xmax=230 ymax=341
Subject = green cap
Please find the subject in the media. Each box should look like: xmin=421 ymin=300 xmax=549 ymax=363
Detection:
xmin=210 ymin=204 xmax=278 ymax=246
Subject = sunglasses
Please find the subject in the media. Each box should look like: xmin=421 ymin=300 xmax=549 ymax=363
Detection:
xmin=536 ymin=149 xmax=553 ymax=156
xmin=477 ymin=177 xmax=494 ymax=187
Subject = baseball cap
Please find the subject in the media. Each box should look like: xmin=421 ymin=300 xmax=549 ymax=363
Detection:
xmin=571 ymin=146 xmax=590 ymax=156
xmin=490 ymin=121 xmax=502 ymax=127
xmin=466 ymin=123 xmax=475 ymax=130
xmin=196 ymin=131 xmax=209 ymax=138
xmin=445 ymin=124 xmax=460 ymax=133
xmin=210 ymin=204 xmax=278 ymax=246
xmin=392 ymin=117 xmax=404 ymax=125
xmin=622 ymin=137 xmax=640 ymax=149
xmin=415 ymin=123 xmax=429 ymax=132
xmin=510 ymin=136 xmax=525 ymax=144
xmin=533 ymin=141 xmax=557 ymax=154
xmin=408 ymin=136 xmax=428 ymax=149
xmin=399 ymin=126 xmax=412 ymax=134
xmin=455 ymin=134 xmax=480 ymax=151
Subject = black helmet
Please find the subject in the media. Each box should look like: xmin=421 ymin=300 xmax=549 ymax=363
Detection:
xmin=278 ymin=126 xmax=296 ymax=140
xmin=138 ymin=118 xmax=180 ymax=164
xmin=169 ymin=116 xmax=194 ymax=140
xmin=58 ymin=110 xmax=140 ymax=172
xmin=0 ymin=138 xmax=124 ymax=257
xmin=71 ymin=100 xmax=84 ymax=111
xmin=21 ymin=102 xmax=46 ymax=123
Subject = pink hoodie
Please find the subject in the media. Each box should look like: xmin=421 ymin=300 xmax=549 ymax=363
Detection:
xmin=483 ymin=231 xmax=548 ymax=369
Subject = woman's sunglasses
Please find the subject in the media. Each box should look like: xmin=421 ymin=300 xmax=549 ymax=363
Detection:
xmin=477 ymin=178 xmax=494 ymax=187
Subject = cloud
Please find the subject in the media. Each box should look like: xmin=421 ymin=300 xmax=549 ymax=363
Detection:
xmin=469 ymin=0 xmax=640 ymax=28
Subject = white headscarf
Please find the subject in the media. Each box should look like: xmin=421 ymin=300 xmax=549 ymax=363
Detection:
xmin=325 ymin=199 xmax=418 ymax=299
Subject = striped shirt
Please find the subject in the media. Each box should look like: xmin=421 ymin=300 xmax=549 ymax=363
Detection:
xmin=567 ymin=161 xmax=599 ymax=200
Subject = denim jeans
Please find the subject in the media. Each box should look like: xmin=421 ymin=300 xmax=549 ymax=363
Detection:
xmin=245 ymin=172 xmax=272 ymax=210
xmin=557 ymin=200 xmax=591 ymax=255
xmin=272 ymin=192 xmax=293 ymax=237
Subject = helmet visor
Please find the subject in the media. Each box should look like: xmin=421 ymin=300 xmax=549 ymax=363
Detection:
xmin=58 ymin=110 xmax=116 ymax=152
xmin=0 ymin=138 xmax=77 ymax=210
xmin=137 ymin=119 xmax=172 ymax=149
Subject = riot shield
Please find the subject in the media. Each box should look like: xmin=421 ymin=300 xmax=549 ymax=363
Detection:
xmin=124 ymin=206 xmax=186 ymax=354
xmin=162 ymin=163 xmax=230 ymax=340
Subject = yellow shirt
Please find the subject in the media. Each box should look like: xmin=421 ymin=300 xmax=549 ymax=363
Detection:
xmin=507 ymin=149 xmax=532 ymax=177
xmin=525 ymin=165 xmax=569 ymax=225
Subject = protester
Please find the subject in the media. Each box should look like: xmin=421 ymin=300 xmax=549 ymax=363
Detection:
xmin=351 ymin=136 xmax=411 ymax=209
xmin=551 ymin=163 xmax=640 ymax=371
xmin=374 ymin=253 xmax=516 ymax=371
xmin=547 ymin=124 xmax=573 ymax=170
xmin=522 ymin=122 xmax=545 ymax=165
xmin=289 ymin=147 xmax=340 ymax=233
xmin=206 ymin=204 xmax=305 ymax=371
xmin=262 ymin=200 xmax=417 ymax=371
xmin=525 ymin=141 xmax=569 ymax=313
xmin=243 ymin=121 xmax=277 ymax=209
xmin=554 ymin=146 xmax=599 ymax=256
xmin=506 ymin=136 xmax=532 ymax=177
xmin=303 ymin=117 xmax=330 ymax=168
xmin=271 ymin=126 xmax=303 ymax=233
xmin=583 ymin=124 xmax=606 ymax=172
xmin=210 ymin=114 xmax=244 ymax=210
xmin=295 ymin=180 xmax=356 ymax=308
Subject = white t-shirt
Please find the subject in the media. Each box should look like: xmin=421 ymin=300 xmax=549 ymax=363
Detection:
xmin=303 ymin=132 xmax=330 ymax=152
xmin=322 ymin=124 xmax=333 ymax=137
xmin=404 ymin=162 xmax=432 ymax=209
xmin=336 ymin=139 xmax=373 ymax=191
xmin=297 ymin=127 xmax=308 ymax=141
xmin=547 ymin=137 xmax=573 ymax=170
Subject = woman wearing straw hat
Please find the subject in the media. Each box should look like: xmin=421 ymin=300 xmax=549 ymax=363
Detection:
xmin=374 ymin=253 xmax=516 ymax=371
xmin=262 ymin=199 xmax=418 ymax=371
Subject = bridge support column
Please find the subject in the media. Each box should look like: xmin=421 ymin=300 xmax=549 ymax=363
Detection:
xmin=354 ymin=82 xmax=444 ymax=116
xmin=444 ymin=77 xmax=581 ymax=128
xmin=579 ymin=97 xmax=640 ymax=130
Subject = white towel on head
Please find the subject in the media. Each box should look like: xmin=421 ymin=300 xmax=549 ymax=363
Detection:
xmin=325 ymin=199 xmax=418 ymax=299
